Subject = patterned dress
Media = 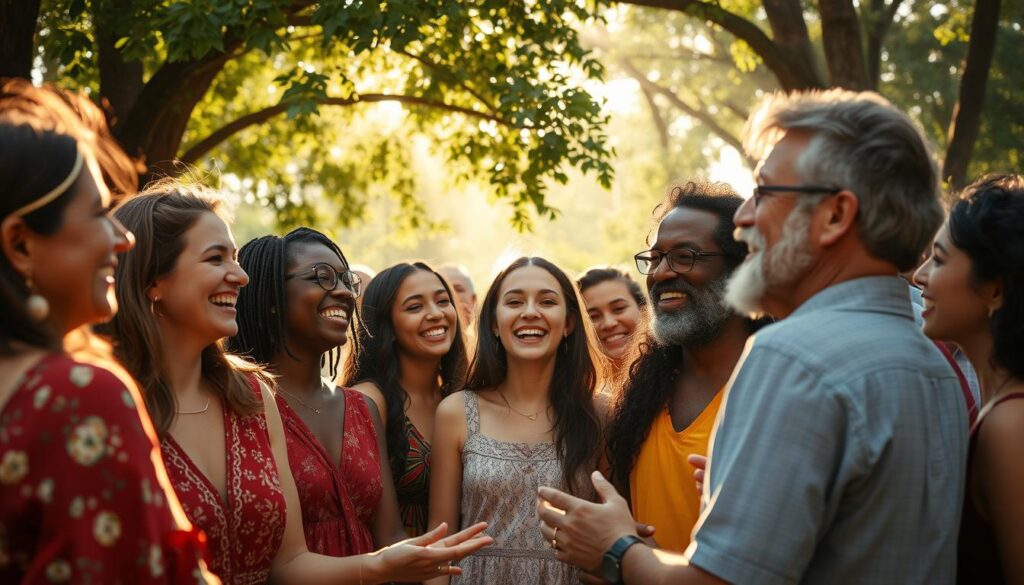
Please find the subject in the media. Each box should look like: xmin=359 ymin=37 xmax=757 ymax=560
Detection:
xmin=395 ymin=416 xmax=431 ymax=536
xmin=277 ymin=388 xmax=380 ymax=557
xmin=0 ymin=353 xmax=208 ymax=584
xmin=161 ymin=377 xmax=285 ymax=585
xmin=453 ymin=391 xmax=590 ymax=585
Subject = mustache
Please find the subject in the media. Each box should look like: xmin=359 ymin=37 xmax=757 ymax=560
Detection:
xmin=649 ymin=278 xmax=700 ymax=302
xmin=733 ymin=226 xmax=765 ymax=249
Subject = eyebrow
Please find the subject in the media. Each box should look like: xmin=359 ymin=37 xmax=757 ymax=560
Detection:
xmin=934 ymin=241 xmax=948 ymax=255
xmin=503 ymin=288 xmax=559 ymax=297
xmin=202 ymin=244 xmax=232 ymax=255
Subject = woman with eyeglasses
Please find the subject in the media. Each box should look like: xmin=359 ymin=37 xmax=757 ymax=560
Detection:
xmin=105 ymin=186 xmax=492 ymax=584
xmin=342 ymin=262 xmax=470 ymax=537
xmin=228 ymin=228 xmax=410 ymax=557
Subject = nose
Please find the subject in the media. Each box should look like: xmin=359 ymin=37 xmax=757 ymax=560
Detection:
xmin=522 ymin=298 xmax=540 ymax=319
xmin=425 ymin=302 xmax=443 ymax=320
xmin=329 ymin=284 xmax=355 ymax=304
xmin=734 ymin=195 xmax=756 ymax=229
xmin=599 ymin=312 xmax=617 ymax=331
xmin=650 ymin=254 xmax=676 ymax=284
xmin=228 ymin=264 xmax=249 ymax=286
xmin=912 ymin=256 xmax=932 ymax=289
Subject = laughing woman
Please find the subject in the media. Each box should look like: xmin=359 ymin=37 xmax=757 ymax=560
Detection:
xmin=428 ymin=257 xmax=607 ymax=585
xmin=576 ymin=267 xmax=647 ymax=376
xmin=104 ymin=185 xmax=491 ymax=585
xmin=914 ymin=174 xmax=1024 ymax=584
xmin=343 ymin=262 xmax=470 ymax=537
xmin=228 ymin=228 xmax=408 ymax=557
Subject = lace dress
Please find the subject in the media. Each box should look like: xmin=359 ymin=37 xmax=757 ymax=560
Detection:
xmin=452 ymin=391 xmax=589 ymax=585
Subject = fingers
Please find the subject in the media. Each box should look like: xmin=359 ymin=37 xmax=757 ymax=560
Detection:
xmin=536 ymin=496 xmax=569 ymax=529
xmin=539 ymin=522 xmax=555 ymax=542
xmin=430 ymin=522 xmax=488 ymax=548
xmin=687 ymin=454 xmax=707 ymax=470
xmin=635 ymin=522 xmax=655 ymax=537
xmin=590 ymin=471 xmax=621 ymax=504
xmin=408 ymin=521 xmax=449 ymax=546
xmin=537 ymin=484 xmax=583 ymax=514
xmin=426 ymin=535 xmax=493 ymax=561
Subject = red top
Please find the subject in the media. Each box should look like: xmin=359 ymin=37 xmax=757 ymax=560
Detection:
xmin=277 ymin=388 xmax=380 ymax=557
xmin=0 ymin=354 xmax=208 ymax=584
xmin=161 ymin=377 xmax=285 ymax=585
xmin=957 ymin=391 xmax=1024 ymax=585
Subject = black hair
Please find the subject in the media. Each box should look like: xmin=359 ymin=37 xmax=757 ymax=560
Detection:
xmin=229 ymin=227 xmax=358 ymax=378
xmin=650 ymin=180 xmax=747 ymax=271
xmin=468 ymin=256 xmax=606 ymax=496
xmin=949 ymin=174 xmax=1024 ymax=381
xmin=576 ymin=266 xmax=647 ymax=308
xmin=342 ymin=262 xmax=469 ymax=479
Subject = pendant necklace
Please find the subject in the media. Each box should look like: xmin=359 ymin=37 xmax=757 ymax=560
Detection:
xmin=177 ymin=398 xmax=210 ymax=415
xmin=497 ymin=389 xmax=541 ymax=421
xmin=277 ymin=387 xmax=323 ymax=415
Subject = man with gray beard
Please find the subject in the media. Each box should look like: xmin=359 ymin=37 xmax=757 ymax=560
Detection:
xmin=602 ymin=181 xmax=757 ymax=556
xmin=538 ymin=90 xmax=967 ymax=585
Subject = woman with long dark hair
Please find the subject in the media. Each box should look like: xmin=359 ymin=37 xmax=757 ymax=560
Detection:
xmin=0 ymin=80 xmax=211 ymax=583
xmin=914 ymin=174 xmax=1024 ymax=583
xmin=428 ymin=257 xmax=607 ymax=584
xmin=105 ymin=184 xmax=491 ymax=584
xmin=229 ymin=228 xmax=407 ymax=557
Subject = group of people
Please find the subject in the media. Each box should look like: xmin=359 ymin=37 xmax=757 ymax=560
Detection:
xmin=1 ymin=75 xmax=1021 ymax=585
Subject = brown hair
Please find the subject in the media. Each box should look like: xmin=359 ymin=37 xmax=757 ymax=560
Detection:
xmin=101 ymin=182 xmax=262 ymax=437
xmin=0 ymin=79 xmax=136 ymax=355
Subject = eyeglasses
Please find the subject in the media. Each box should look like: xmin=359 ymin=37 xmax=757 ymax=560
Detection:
xmin=752 ymin=185 xmax=841 ymax=206
xmin=634 ymin=248 xmax=729 ymax=275
xmin=285 ymin=263 xmax=362 ymax=297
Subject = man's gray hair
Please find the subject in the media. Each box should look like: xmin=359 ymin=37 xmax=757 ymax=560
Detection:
xmin=744 ymin=89 xmax=942 ymax=271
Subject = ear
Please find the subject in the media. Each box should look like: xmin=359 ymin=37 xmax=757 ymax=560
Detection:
xmin=564 ymin=311 xmax=577 ymax=337
xmin=816 ymin=190 xmax=859 ymax=247
xmin=1 ymin=215 xmax=36 ymax=279
xmin=984 ymin=278 xmax=1005 ymax=316
xmin=147 ymin=279 xmax=164 ymax=302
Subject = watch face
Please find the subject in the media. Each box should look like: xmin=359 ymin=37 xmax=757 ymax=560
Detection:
xmin=601 ymin=554 xmax=621 ymax=582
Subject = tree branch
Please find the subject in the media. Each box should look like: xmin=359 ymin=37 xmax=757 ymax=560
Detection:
xmin=394 ymin=48 xmax=498 ymax=114
xmin=863 ymin=0 xmax=905 ymax=88
xmin=637 ymin=79 xmax=670 ymax=151
xmin=180 ymin=94 xmax=509 ymax=164
xmin=818 ymin=0 xmax=870 ymax=89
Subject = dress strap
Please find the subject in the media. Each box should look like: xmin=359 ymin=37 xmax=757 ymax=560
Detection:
xmin=464 ymin=391 xmax=480 ymax=435
xmin=971 ymin=391 xmax=1024 ymax=435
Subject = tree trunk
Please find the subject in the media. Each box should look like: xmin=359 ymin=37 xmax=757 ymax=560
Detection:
xmin=818 ymin=0 xmax=870 ymax=89
xmin=762 ymin=0 xmax=826 ymax=88
xmin=96 ymin=2 xmax=144 ymax=125
xmin=0 ymin=0 xmax=41 ymax=79
xmin=863 ymin=0 xmax=905 ymax=89
xmin=943 ymin=0 xmax=1001 ymax=190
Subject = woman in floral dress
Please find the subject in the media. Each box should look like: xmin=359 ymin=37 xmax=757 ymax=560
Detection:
xmin=0 ymin=80 xmax=212 ymax=584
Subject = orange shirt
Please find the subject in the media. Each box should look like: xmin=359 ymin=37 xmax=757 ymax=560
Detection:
xmin=629 ymin=390 xmax=724 ymax=552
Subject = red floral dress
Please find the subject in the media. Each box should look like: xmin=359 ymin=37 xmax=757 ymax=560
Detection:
xmin=160 ymin=377 xmax=285 ymax=585
xmin=277 ymin=388 xmax=381 ymax=557
xmin=0 ymin=354 xmax=209 ymax=584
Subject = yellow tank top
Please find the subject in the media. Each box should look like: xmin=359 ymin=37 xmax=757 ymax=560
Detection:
xmin=628 ymin=390 xmax=724 ymax=552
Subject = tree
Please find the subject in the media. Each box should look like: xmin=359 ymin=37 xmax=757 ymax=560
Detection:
xmin=21 ymin=0 xmax=615 ymax=230
xmin=610 ymin=0 xmax=1018 ymax=189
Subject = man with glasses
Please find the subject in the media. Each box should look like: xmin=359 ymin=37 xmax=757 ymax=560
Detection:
xmin=539 ymin=90 xmax=967 ymax=585
xmin=599 ymin=181 xmax=758 ymax=559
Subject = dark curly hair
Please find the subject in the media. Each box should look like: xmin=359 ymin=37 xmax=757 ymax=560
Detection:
xmin=342 ymin=262 xmax=469 ymax=480
xmin=949 ymin=174 xmax=1024 ymax=381
xmin=607 ymin=180 xmax=753 ymax=498
xmin=228 ymin=227 xmax=358 ymax=378
xmin=468 ymin=256 xmax=606 ymax=496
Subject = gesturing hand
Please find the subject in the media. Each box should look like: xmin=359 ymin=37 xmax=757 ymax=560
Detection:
xmin=375 ymin=521 xmax=493 ymax=582
xmin=688 ymin=454 xmax=707 ymax=494
xmin=536 ymin=471 xmax=640 ymax=575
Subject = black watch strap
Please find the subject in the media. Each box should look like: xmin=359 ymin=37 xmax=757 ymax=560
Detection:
xmin=601 ymin=534 xmax=644 ymax=584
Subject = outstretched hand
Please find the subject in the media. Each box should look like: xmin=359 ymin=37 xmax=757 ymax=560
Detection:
xmin=375 ymin=521 xmax=493 ymax=582
xmin=536 ymin=471 xmax=640 ymax=575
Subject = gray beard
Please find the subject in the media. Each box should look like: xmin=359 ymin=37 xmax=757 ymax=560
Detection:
xmin=651 ymin=275 xmax=733 ymax=347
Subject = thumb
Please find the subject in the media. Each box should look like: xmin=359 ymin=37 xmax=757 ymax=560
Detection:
xmin=591 ymin=470 xmax=620 ymax=503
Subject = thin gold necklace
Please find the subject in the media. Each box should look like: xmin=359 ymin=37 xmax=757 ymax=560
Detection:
xmin=277 ymin=387 xmax=323 ymax=415
xmin=497 ymin=389 xmax=542 ymax=421
xmin=177 ymin=398 xmax=210 ymax=415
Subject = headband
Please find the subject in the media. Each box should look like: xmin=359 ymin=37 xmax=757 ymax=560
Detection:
xmin=11 ymin=148 xmax=84 ymax=218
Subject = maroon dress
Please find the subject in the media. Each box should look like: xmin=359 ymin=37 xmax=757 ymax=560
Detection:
xmin=957 ymin=391 xmax=1024 ymax=584
xmin=161 ymin=377 xmax=286 ymax=585
xmin=0 ymin=354 xmax=208 ymax=584
xmin=277 ymin=388 xmax=381 ymax=557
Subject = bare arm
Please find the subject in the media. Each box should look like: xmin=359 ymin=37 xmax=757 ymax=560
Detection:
xmin=424 ymin=391 xmax=469 ymax=585
xmin=362 ymin=393 xmax=410 ymax=547
xmin=353 ymin=381 xmax=388 ymax=432
xmin=978 ymin=400 xmax=1024 ymax=584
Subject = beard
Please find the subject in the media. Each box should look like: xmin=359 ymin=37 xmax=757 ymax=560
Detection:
xmin=651 ymin=273 xmax=734 ymax=347
xmin=725 ymin=207 xmax=815 ymax=318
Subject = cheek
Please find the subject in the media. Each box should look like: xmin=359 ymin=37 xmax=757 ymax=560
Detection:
xmin=617 ymin=310 xmax=641 ymax=333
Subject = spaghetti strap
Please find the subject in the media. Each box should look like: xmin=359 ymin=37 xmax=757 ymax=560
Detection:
xmin=464 ymin=391 xmax=481 ymax=435
xmin=971 ymin=391 xmax=1024 ymax=435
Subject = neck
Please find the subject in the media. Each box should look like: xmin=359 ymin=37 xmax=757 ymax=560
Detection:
xmin=399 ymin=352 xmax=442 ymax=399
xmin=765 ymin=249 xmax=897 ymax=318
xmin=679 ymin=315 xmax=750 ymax=384
xmin=157 ymin=324 xmax=206 ymax=401
xmin=502 ymin=353 xmax=557 ymax=404
xmin=957 ymin=332 xmax=1010 ymax=404
xmin=271 ymin=343 xmax=327 ymax=396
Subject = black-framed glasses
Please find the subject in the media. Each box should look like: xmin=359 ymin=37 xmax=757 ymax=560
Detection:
xmin=285 ymin=263 xmax=362 ymax=297
xmin=634 ymin=248 xmax=729 ymax=275
xmin=752 ymin=185 xmax=841 ymax=206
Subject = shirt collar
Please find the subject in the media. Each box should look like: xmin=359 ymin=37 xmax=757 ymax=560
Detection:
xmin=789 ymin=275 xmax=916 ymax=321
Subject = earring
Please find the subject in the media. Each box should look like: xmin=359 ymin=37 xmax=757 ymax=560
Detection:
xmin=25 ymin=277 xmax=49 ymax=322
xmin=150 ymin=296 xmax=162 ymax=317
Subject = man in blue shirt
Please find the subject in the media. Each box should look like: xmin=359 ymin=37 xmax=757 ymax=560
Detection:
xmin=537 ymin=89 xmax=967 ymax=585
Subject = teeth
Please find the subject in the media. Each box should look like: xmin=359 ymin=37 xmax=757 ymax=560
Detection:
xmin=422 ymin=327 xmax=447 ymax=338
xmin=515 ymin=328 xmax=546 ymax=338
xmin=209 ymin=294 xmax=236 ymax=307
xmin=320 ymin=307 xmax=346 ymax=318
xmin=604 ymin=333 xmax=627 ymax=342
xmin=659 ymin=291 xmax=686 ymax=301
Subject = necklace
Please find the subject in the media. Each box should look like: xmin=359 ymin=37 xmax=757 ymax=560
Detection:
xmin=177 ymin=398 xmax=210 ymax=415
xmin=277 ymin=388 xmax=322 ymax=415
xmin=497 ymin=389 xmax=542 ymax=421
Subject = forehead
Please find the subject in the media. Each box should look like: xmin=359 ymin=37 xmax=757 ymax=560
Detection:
xmin=288 ymin=241 xmax=344 ymax=269
xmin=653 ymin=206 xmax=721 ymax=251
xmin=757 ymin=130 xmax=812 ymax=182
xmin=183 ymin=211 xmax=233 ymax=250
xmin=583 ymin=280 xmax=635 ymax=307
xmin=398 ymin=268 xmax=445 ymax=297
xmin=440 ymin=268 xmax=470 ymax=288
xmin=500 ymin=264 xmax=562 ymax=294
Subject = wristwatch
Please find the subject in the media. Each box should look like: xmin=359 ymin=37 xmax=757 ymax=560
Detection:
xmin=601 ymin=534 xmax=644 ymax=584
